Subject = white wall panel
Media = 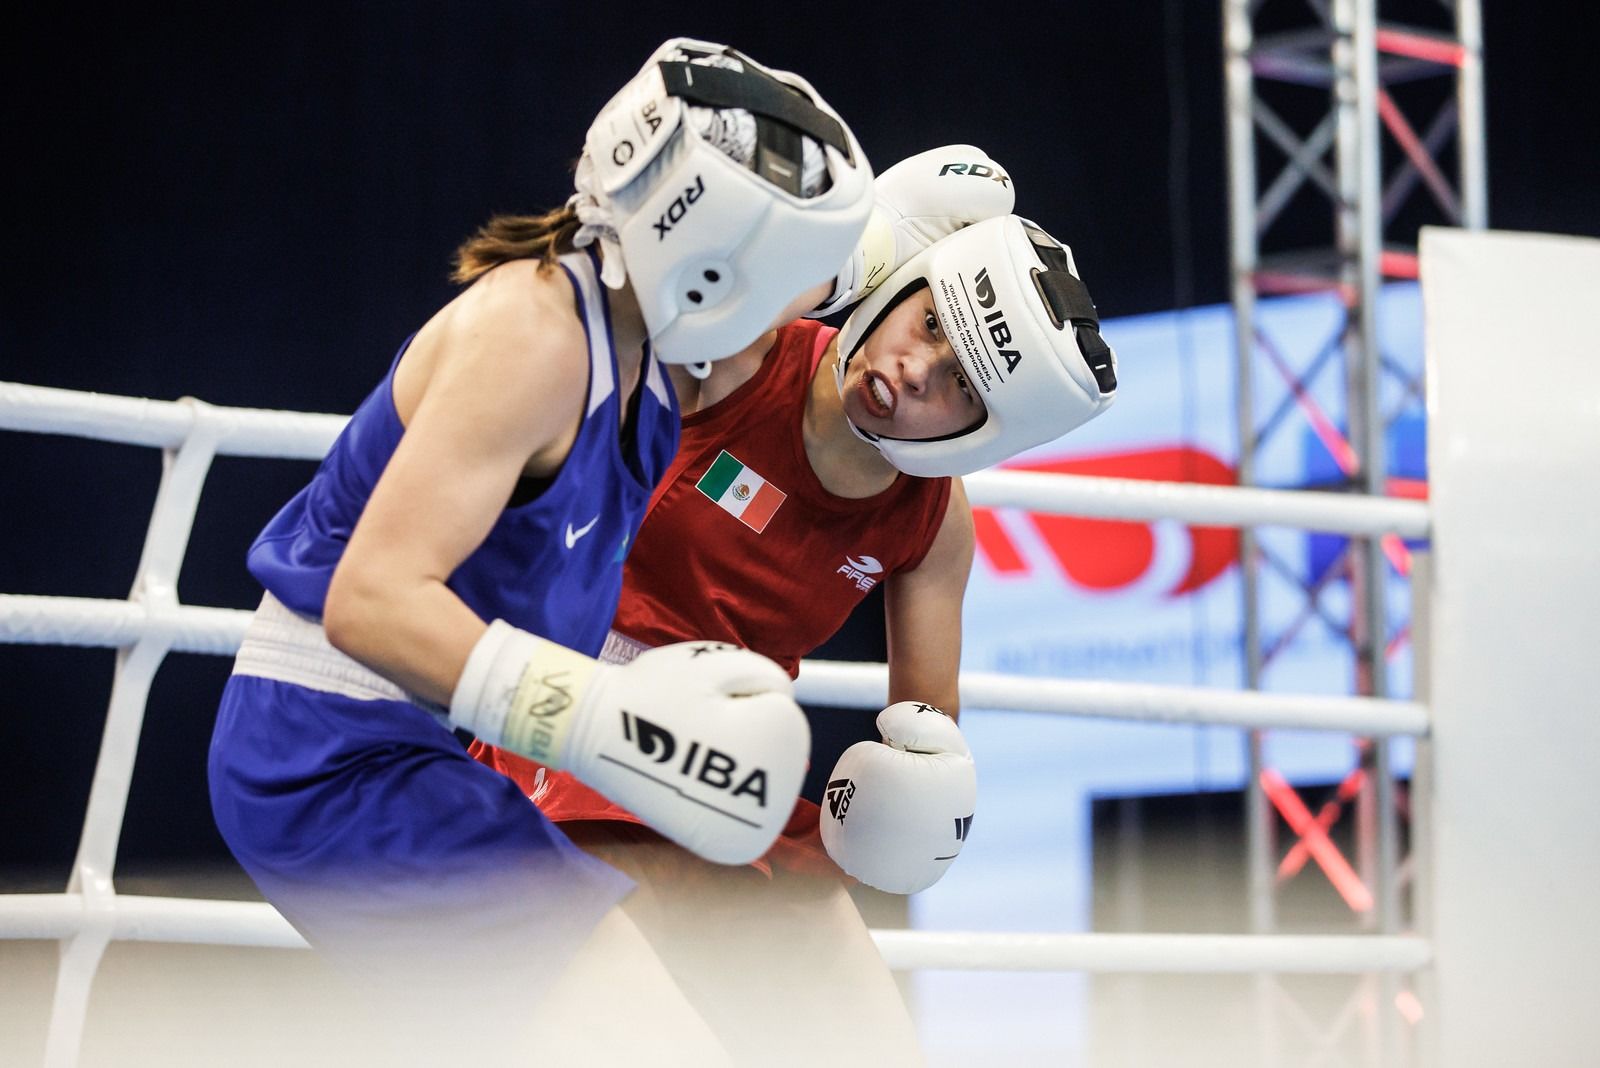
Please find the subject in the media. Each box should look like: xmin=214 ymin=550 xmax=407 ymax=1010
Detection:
xmin=1423 ymin=227 xmax=1600 ymax=1065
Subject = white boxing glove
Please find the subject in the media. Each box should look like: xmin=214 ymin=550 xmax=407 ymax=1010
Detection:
xmin=809 ymin=145 xmax=1016 ymax=317
xmin=451 ymin=622 xmax=810 ymax=866
xmin=819 ymin=701 xmax=977 ymax=894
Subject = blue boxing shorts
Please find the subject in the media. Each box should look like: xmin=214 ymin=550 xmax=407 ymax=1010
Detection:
xmin=208 ymin=666 xmax=634 ymax=991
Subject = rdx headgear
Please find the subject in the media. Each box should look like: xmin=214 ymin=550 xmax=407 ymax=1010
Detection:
xmin=571 ymin=38 xmax=874 ymax=364
xmin=836 ymin=215 xmax=1118 ymax=476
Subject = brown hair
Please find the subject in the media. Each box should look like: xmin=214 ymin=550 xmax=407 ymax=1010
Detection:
xmin=451 ymin=203 xmax=584 ymax=284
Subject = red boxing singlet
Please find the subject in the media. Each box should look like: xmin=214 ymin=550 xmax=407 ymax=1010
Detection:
xmin=473 ymin=319 xmax=952 ymax=875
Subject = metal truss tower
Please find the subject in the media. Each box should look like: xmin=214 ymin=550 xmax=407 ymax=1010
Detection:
xmin=1224 ymin=0 xmax=1484 ymax=1063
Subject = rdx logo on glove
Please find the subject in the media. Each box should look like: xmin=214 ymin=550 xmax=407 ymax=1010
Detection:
xmin=824 ymin=777 xmax=856 ymax=820
xmin=937 ymin=161 xmax=1011 ymax=187
xmin=619 ymin=710 xmax=772 ymax=808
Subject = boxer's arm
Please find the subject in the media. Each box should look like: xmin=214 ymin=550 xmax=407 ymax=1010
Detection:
xmin=824 ymin=483 xmax=975 ymax=893
xmin=323 ymin=264 xmax=589 ymax=706
xmin=883 ymin=479 xmax=975 ymax=719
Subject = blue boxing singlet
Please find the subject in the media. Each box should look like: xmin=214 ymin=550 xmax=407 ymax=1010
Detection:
xmin=246 ymin=246 xmax=678 ymax=654
xmin=207 ymin=246 xmax=678 ymax=994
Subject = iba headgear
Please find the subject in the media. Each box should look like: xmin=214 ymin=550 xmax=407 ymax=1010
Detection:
xmin=570 ymin=38 xmax=874 ymax=364
xmin=836 ymin=215 xmax=1118 ymax=477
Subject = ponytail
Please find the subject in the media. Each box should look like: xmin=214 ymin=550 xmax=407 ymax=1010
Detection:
xmin=451 ymin=204 xmax=583 ymax=284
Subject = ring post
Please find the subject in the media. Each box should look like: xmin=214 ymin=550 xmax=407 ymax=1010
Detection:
xmin=44 ymin=400 xmax=223 ymax=1068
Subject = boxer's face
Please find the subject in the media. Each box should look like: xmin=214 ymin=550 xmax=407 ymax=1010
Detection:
xmin=841 ymin=286 xmax=985 ymax=442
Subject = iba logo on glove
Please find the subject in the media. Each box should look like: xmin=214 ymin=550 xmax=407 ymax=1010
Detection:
xmin=614 ymin=710 xmax=772 ymax=821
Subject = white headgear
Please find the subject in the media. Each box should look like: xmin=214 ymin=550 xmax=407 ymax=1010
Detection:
xmin=836 ymin=215 xmax=1117 ymax=477
xmin=570 ymin=38 xmax=874 ymax=364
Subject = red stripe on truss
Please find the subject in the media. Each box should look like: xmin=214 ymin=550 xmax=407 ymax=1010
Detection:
xmin=1386 ymin=623 xmax=1411 ymax=660
xmin=1376 ymin=29 xmax=1467 ymax=68
xmin=1262 ymin=768 xmax=1375 ymax=913
xmin=1257 ymin=331 xmax=1420 ymax=577
xmin=1382 ymin=532 xmax=1413 ymax=577
xmin=1252 ymin=271 xmax=1343 ymax=297
xmin=1381 ymin=250 xmax=1421 ymax=279
xmin=1377 ymin=90 xmax=1462 ymax=223
xmin=1278 ymin=768 xmax=1366 ymax=880
xmin=1386 ymin=477 xmax=1428 ymax=500
xmin=1256 ymin=331 xmax=1362 ymax=477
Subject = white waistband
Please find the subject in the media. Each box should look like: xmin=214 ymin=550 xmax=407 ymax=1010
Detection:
xmin=233 ymin=592 xmax=447 ymax=720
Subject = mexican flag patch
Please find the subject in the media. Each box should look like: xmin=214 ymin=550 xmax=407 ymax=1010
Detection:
xmin=696 ymin=450 xmax=786 ymax=533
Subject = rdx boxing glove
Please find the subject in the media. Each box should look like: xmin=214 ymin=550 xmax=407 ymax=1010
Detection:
xmin=819 ymin=701 xmax=976 ymax=893
xmin=810 ymin=144 xmax=1015 ymax=316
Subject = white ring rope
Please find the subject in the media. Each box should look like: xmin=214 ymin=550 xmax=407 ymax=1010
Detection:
xmin=0 ymin=381 xmax=344 ymax=459
xmin=0 ymin=595 xmax=1427 ymax=735
xmin=965 ymin=467 xmax=1430 ymax=539
xmin=0 ymin=596 xmax=251 ymax=656
xmin=0 ymin=894 xmax=305 ymax=949
xmin=0 ymin=893 xmax=1429 ymax=973
xmin=1 ymin=381 xmax=1434 ymax=987
xmin=800 ymin=659 xmax=1428 ymax=736
xmin=868 ymin=930 xmax=1432 ymax=974
xmin=1 ymin=381 xmax=1430 ymax=536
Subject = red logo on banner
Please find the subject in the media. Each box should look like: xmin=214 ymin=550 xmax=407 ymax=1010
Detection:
xmin=974 ymin=447 xmax=1239 ymax=595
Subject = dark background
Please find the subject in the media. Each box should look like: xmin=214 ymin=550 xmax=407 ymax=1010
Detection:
xmin=3 ymin=1 xmax=1596 ymax=881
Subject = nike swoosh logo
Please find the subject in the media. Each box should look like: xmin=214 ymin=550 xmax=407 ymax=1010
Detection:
xmin=565 ymin=515 xmax=600 ymax=549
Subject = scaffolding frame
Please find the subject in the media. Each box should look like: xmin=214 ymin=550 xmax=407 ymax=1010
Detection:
xmin=1224 ymin=0 xmax=1484 ymax=1064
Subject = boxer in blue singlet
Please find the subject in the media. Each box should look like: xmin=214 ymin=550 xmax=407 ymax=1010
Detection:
xmin=210 ymin=244 xmax=671 ymax=965
xmin=204 ymin=39 xmax=873 ymax=1051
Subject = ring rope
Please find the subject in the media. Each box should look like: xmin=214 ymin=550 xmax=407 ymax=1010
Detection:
xmin=0 ymin=381 xmax=344 ymax=459
xmin=966 ymin=468 xmax=1429 ymax=539
xmin=1 ymin=381 xmax=1434 ymax=982
xmin=0 ymin=595 xmax=1427 ymax=735
xmin=1 ymin=381 xmax=1430 ymax=536
xmin=0 ymin=893 xmax=1429 ymax=973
